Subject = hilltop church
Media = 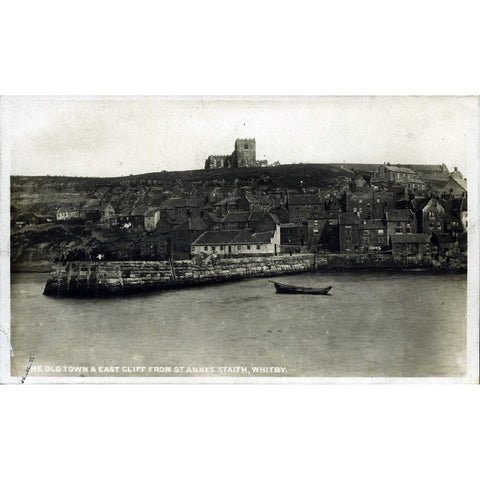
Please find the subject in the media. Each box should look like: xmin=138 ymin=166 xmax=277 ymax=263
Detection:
xmin=204 ymin=138 xmax=268 ymax=169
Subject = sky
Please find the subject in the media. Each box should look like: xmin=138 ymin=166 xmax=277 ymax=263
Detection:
xmin=2 ymin=96 xmax=477 ymax=177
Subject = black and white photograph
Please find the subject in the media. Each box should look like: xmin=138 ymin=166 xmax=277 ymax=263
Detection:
xmin=1 ymin=3 xmax=480 ymax=480
xmin=1 ymin=95 xmax=478 ymax=383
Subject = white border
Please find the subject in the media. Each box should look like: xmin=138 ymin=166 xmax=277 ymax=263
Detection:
xmin=1 ymin=96 xmax=478 ymax=385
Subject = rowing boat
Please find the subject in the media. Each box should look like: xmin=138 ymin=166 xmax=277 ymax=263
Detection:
xmin=269 ymin=280 xmax=332 ymax=295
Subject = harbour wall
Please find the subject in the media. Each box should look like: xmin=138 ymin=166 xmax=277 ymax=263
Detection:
xmin=316 ymin=253 xmax=466 ymax=271
xmin=43 ymin=254 xmax=316 ymax=297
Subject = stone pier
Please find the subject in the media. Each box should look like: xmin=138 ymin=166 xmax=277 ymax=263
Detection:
xmin=43 ymin=254 xmax=316 ymax=297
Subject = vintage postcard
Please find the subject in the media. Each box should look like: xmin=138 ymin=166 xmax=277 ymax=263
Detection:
xmin=0 ymin=96 xmax=478 ymax=383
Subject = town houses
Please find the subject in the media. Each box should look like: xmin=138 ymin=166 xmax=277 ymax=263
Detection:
xmin=35 ymin=148 xmax=466 ymax=267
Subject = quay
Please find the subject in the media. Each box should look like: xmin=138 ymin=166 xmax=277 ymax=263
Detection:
xmin=43 ymin=254 xmax=316 ymax=297
xmin=42 ymin=251 xmax=465 ymax=297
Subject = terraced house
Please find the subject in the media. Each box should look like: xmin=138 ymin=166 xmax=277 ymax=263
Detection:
xmin=286 ymin=193 xmax=324 ymax=223
xmin=385 ymin=209 xmax=416 ymax=239
xmin=372 ymin=164 xmax=426 ymax=191
xmin=191 ymin=227 xmax=281 ymax=257
xmin=358 ymin=219 xmax=388 ymax=251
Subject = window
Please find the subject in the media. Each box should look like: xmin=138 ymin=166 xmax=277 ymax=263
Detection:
xmin=256 ymin=245 xmax=261 ymax=250
xmin=247 ymin=245 xmax=251 ymax=250
xmin=204 ymin=246 xmax=208 ymax=251
xmin=220 ymin=245 xmax=224 ymax=250
xmin=244 ymin=143 xmax=248 ymax=149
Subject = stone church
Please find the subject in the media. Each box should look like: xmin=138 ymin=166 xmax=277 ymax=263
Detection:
xmin=205 ymin=138 xmax=267 ymax=169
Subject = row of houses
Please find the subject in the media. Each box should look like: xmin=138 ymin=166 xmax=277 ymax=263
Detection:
xmin=338 ymin=196 xmax=467 ymax=253
xmin=189 ymin=225 xmax=465 ymax=263
xmin=44 ymin=162 xmax=468 ymax=263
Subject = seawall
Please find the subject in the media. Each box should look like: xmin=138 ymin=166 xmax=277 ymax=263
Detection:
xmin=43 ymin=254 xmax=316 ymax=297
xmin=316 ymin=253 xmax=466 ymax=272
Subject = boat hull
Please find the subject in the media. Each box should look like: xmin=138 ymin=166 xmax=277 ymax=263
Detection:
xmin=270 ymin=281 xmax=332 ymax=295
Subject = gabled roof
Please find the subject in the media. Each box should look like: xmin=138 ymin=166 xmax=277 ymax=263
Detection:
xmin=385 ymin=209 xmax=415 ymax=222
xmin=156 ymin=216 xmax=174 ymax=234
xmin=249 ymin=211 xmax=267 ymax=223
xmin=443 ymin=176 xmax=467 ymax=192
xmin=57 ymin=205 xmax=80 ymax=213
xmin=168 ymin=213 xmax=189 ymax=226
xmin=221 ymin=210 xmax=271 ymax=225
xmin=261 ymin=211 xmax=280 ymax=225
xmin=221 ymin=211 xmax=252 ymax=224
xmin=160 ymin=197 xmax=200 ymax=209
xmin=82 ymin=199 xmax=101 ymax=210
xmin=192 ymin=229 xmax=274 ymax=246
xmin=173 ymin=217 xmax=207 ymax=232
xmin=202 ymin=211 xmax=222 ymax=223
xmin=131 ymin=206 xmax=148 ymax=216
xmin=192 ymin=231 xmax=241 ymax=245
xmin=383 ymin=165 xmax=416 ymax=174
xmin=391 ymin=233 xmax=431 ymax=244
xmin=213 ymin=196 xmax=242 ymax=206
xmin=413 ymin=196 xmax=445 ymax=212
xmin=407 ymin=164 xmax=448 ymax=172
xmin=244 ymin=192 xmax=260 ymax=204
xmin=246 ymin=194 xmax=271 ymax=205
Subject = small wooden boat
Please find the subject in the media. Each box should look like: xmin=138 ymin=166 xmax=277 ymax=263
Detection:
xmin=269 ymin=280 xmax=332 ymax=295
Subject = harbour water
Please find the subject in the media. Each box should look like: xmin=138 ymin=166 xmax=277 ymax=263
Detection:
xmin=9 ymin=271 xmax=467 ymax=378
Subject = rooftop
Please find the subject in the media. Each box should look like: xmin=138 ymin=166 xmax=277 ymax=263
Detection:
xmin=385 ymin=209 xmax=415 ymax=222
xmin=173 ymin=217 xmax=207 ymax=231
xmin=213 ymin=196 xmax=242 ymax=206
xmin=192 ymin=229 xmax=274 ymax=246
xmin=444 ymin=176 xmax=467 ymax=191
xmin=382 ymin=165 xmax=416 ymax=174
xmin=221 ymin=211 xmax=252 ymax=223
xmin=358 ymin=219 xmax=385 ymax=230
xmin=160 ymin=197 xmax=200 ymax=209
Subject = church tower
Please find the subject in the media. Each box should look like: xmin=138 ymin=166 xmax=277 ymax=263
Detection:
xmin=234 ymin=138 xmax=256 ymax=168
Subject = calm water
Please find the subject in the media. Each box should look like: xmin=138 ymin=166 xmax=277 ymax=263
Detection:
xmin=10 ymin=271 xmax=467 ymax=378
